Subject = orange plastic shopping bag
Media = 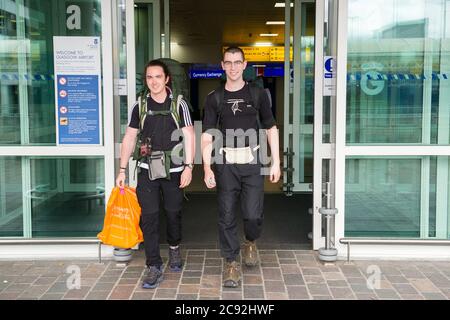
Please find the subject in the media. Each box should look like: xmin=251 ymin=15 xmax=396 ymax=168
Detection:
xmin=97 ymin=186 xmax=143 ymax=249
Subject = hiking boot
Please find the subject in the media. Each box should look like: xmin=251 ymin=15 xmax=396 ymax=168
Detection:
xmin=223 ymin=261 xmax=241 ymax=288
xmin=168 ymin=246 xmax=183 ymax=272
xmin=142 ymin=265 xmax=163 ymax=289
xmin=242 ymin=240 xmax=259 ymax=267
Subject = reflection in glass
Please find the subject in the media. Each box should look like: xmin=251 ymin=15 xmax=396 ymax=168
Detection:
xmin=30 ymin=157 xmax=105 ymax=237
xmin=347 ymin=0 xmax=450 ymax=145
xmin=298 ymin=2 xmax=315 ymax=184
xmin=0 ymin=0 xmax=102 ymax=145
xmin=0 ymin=158 xmax=23 ymax=237
xmin=135 ymin=3 xmax=155 ymax=95
xmin=345 ymin=157 xmax=450 ymax=239
xmin=345 ymin=158 xmax=421 ymax=237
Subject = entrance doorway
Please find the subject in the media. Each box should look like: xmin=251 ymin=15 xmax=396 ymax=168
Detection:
xmin=125 ymin=0 xmax=334 ymax=248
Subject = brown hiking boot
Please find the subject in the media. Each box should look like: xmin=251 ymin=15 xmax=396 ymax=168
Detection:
xmin=242 ymin=240 xmax=259 ymax=267
xmin=223 ymin=261 xmax=241 ymax=288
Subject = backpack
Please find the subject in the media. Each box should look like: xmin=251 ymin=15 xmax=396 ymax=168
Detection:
xmin=211 ymin=83 xmax=272 ymax=166
xmin=132 ymin=57 xmax=192 ymax=163
xmin=212 ymin=82 xmax=263 ymax=130
xmin=131 ymin=88 xmax=186 ymax=180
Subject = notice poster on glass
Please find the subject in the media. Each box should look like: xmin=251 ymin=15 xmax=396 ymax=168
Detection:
xmin=53 ymin=36 xmax=102 ymax=146
xmin=324 ymin=56 xmax=336 ymax=96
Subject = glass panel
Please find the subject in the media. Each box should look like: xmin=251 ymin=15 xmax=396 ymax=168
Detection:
xmin=345 ymin=158 xmax=421 ymax=237
xmin=135 ymin=2 xmax=154 ymax=95
xmin=0 ymin=157 xmax=23 ymax=237
xmin=347 ymin=0 xmax=450 ymax=145
xmin=30 ymin=157 xmax=105 ymax=237
xmin=345 ymin=157 xmax=450 ymax=239
xmin=0 ymin=0 xmax=101 ymax=146
xmin=298 ymin=2 xmax=315 ymax=184
xmin=117 ymin=0 xmax=129 ymax=138
xmin=322 ymin=0 xmax=332 ymax=144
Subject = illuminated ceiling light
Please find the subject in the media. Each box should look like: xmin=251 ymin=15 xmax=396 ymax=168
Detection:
xmin=254 ymin=42 xmax=273 ymax=47
xmin=274 ymin=3 xmax=294 ymax=7
xmin=260 ymin=33 xmax=279 ymax=37
xmin=266 ymin=21 xmax=285 ymax=25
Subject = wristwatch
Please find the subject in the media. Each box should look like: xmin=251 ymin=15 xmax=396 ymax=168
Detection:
xmin=184 ymin=163 xmax=194 ymax=170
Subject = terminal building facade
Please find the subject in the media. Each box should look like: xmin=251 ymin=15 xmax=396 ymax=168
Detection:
xmin=0 ymin=0 xmax=449 ymax=260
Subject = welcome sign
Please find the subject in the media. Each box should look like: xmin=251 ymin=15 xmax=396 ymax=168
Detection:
xmin=53 ymin=36 xmax=102 ymax=146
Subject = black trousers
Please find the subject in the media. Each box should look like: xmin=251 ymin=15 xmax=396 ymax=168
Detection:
xmin=214 ymin=163 xmax=264 ymax=262
xmin=136 ymin=169 xmax=183 ymax=267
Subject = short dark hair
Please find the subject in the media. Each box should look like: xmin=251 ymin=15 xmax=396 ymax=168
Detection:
xmin=223 ymin=46 xmax=245 ymax=61
xmin=143 ymin=59 xmax=171 ymax=87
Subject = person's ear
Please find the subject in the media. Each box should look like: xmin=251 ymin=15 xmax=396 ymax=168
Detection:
xmin=165 ymin=76 xmax=170 ymax=85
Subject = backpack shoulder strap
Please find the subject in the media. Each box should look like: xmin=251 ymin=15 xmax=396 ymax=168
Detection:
xmin=248 ymin=83 xmax=263 ymax=129
xmin=138 ymin=94 xmax=147 ymax=131
xmin=248 ymin=83 xmax=261 ymax=111
xmin=212 ymin=85 xmax=225 ymax=128
xmin=171 ymin=94 xmax=182 ymax=129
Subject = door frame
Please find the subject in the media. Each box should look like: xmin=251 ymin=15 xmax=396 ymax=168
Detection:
xmin=126 ymin=0 xmax=162 ymax=187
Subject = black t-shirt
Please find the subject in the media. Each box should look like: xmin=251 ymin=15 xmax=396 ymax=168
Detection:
xmin=129 ymin=94 xmax=192 ymax=167
xmin=202 ymin=83 xmax=276 ymax=147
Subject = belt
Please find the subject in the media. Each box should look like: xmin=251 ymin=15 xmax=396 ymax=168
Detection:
xmin=139 ymin=162 xmax=184 ymax=173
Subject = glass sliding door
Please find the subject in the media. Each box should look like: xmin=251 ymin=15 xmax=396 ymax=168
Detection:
xmin=344 ymin=0 xmax=450 ymax=239
xmin=293 ymin=0 xmax=315 ymax=191
xmin=127 ymin=0 xmax=160 ymax=187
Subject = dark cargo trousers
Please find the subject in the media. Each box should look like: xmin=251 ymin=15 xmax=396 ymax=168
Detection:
xmin=214 ymin=163 xmax=264 ymax=262
xmin=136 ymin=170 xmax=183 ymax=267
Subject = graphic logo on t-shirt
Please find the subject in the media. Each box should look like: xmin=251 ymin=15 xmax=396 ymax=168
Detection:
xmin=227 ymin=99 xmax=244 ymax=115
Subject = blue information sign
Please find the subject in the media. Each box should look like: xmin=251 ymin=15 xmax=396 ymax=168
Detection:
xmin=53 ymin=36 xmax=102 ymax=145
xmin=57 ymin=75 xmax=100 ymax=144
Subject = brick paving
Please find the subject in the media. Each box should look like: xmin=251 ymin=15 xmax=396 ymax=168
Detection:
xmin=1 ymin=247 xmax=450 ymax=300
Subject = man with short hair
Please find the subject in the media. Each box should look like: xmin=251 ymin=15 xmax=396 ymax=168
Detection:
xmin=201 ymin=47 xmax=281 ymax=288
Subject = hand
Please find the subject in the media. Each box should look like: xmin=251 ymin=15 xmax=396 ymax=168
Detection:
xmin=204 ymin=168 xmax=216 ymax=189
xmin=179 ymin=168 xmax=192 ymax=188
xmin=269 ymin=163 xmax=281 ymax=183
xmin=116 ymin=172 xmax=126 ymax=188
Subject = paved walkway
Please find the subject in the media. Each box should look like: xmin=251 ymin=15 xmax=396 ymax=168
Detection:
xmin=1 ymin=247 xmax=449 ymax=300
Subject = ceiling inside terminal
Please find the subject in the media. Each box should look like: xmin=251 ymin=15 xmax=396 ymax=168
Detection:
xmin=170 ymin=0 xmax=290 ymax=46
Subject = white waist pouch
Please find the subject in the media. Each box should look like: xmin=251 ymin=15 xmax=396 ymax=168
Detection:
xmin=219 ymin=145 xmax=260 ymax=164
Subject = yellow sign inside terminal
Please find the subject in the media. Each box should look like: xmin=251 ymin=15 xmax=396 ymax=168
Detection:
xmin=224 ymin=47 xmax=293 ymax=62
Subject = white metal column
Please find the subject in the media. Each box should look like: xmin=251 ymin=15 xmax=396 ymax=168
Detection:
xmin=420 ymin=37 xmax=433 ymax=238
xmin=126 ymin=0 xmax=138 ymax=187
xmin=126 ymin=0 xmax=161 ymax=187
xmin=102 ymin=0 xmax=115 ymax=207
xmin=332 ymin=0 xmax=348 ymax=256
xmin=312 ymin=0 xmax=326 ymax=250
